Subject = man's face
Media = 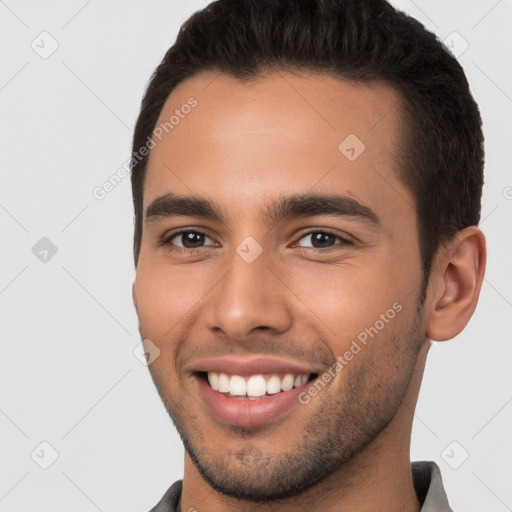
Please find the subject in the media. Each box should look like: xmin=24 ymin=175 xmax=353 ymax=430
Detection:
xmin=133 ymin=71 xmax=427 ymax=501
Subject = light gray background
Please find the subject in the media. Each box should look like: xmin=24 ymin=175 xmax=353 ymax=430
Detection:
xmin=0 ymin=1 xmax=511 ymax=510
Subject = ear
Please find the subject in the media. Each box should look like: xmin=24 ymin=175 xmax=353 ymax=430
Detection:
xmin=425 ymin=226 xmax=486 ymax=342
xmin=132 ymin=281 xmax=143 ymax=337
xmin=132 ymin=281 xmax=138 ymax=313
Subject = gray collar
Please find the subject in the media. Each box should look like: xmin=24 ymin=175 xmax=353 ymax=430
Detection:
xmin=412 ymin=460 xmax=454 ymax=511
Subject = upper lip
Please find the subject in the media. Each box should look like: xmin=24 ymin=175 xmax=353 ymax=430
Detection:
xmin=188 ymin=355 xmax=322 ymax=376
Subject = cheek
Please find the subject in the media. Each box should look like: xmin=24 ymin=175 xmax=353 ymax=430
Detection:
xmin=134 ymin=262 xmax=208 ymax=339
xmin=280 ymin=258 xmax=414 ymax=353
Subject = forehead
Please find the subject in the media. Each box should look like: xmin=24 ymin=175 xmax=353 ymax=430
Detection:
xmin=144 ymin=70 xmax=412 ymax=224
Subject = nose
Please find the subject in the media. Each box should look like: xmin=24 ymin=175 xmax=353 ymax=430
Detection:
xmin=205 ymin=249 xmax=294 ymax=340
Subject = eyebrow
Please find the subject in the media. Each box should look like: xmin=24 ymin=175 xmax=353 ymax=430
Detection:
xmin=145 ymin=192 xmax=381 ymax=227
xmin=266 ymin=193 xmax=380 ymax=226
xmin=145 ymin=193 xmax=225 ymax=223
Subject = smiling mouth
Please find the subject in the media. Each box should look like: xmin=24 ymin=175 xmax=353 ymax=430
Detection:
xmin=198 ymin=371 xmax=318 ymax=400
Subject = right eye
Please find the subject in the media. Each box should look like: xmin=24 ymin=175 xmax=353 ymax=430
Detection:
xmin=163 ymin=230 xmax=218 ymax=251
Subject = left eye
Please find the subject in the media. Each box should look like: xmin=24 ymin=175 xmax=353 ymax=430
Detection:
xmin=295 ymin=231 xmax=350 ymax=249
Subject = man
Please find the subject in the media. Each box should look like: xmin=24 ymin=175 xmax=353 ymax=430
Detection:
xmin=130 ymin=0 xmax=486 ymax=510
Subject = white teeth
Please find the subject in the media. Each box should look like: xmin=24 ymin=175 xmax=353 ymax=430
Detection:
xmin=207 ymin=371 xmax=312 ymax=397
xmin=229 ymin=375 xmax=247 ymax=396
xmin=218 ymin=373 xmax=230 ymax=393
xmin=266 ymin=375 xmax=282 ymax=394
xmin=247 ymin=375 xmax=267 ymax=397
xmin=281 ymin=374 xmax=295 ymax=391
xmin=208 ymin=371 xmax=219 ymax=391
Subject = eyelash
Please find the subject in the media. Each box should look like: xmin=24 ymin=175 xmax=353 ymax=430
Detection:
xmin=161 ymin=229 xmax=353 ymax=254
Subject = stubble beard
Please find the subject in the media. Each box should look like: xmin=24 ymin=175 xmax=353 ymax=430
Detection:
xmin=148 ymin=302 xmax=425 ymax=503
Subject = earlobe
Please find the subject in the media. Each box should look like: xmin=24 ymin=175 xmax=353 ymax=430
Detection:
xmin=425 ymin=226 xmax=486 ymax=341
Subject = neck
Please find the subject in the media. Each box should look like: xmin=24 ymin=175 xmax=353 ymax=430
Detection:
xmin=179 ymin=340 xmax=430 ymax=512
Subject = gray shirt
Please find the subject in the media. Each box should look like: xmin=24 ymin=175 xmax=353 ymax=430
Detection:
xmin=149 ymin=460 xmax=453 ymax=512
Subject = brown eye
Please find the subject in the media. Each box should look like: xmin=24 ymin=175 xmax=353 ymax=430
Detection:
xmin=296 ymin=231 xmax=352 ymax=249
xmin=166 ymin=231 xmax=215 ymax=249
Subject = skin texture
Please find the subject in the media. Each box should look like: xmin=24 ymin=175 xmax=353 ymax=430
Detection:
xmin=132 ymin=71 xmax=486 ymax=512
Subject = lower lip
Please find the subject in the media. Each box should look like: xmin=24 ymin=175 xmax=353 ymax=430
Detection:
xmin=195 ymin=375 xmax=311 ymax=427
